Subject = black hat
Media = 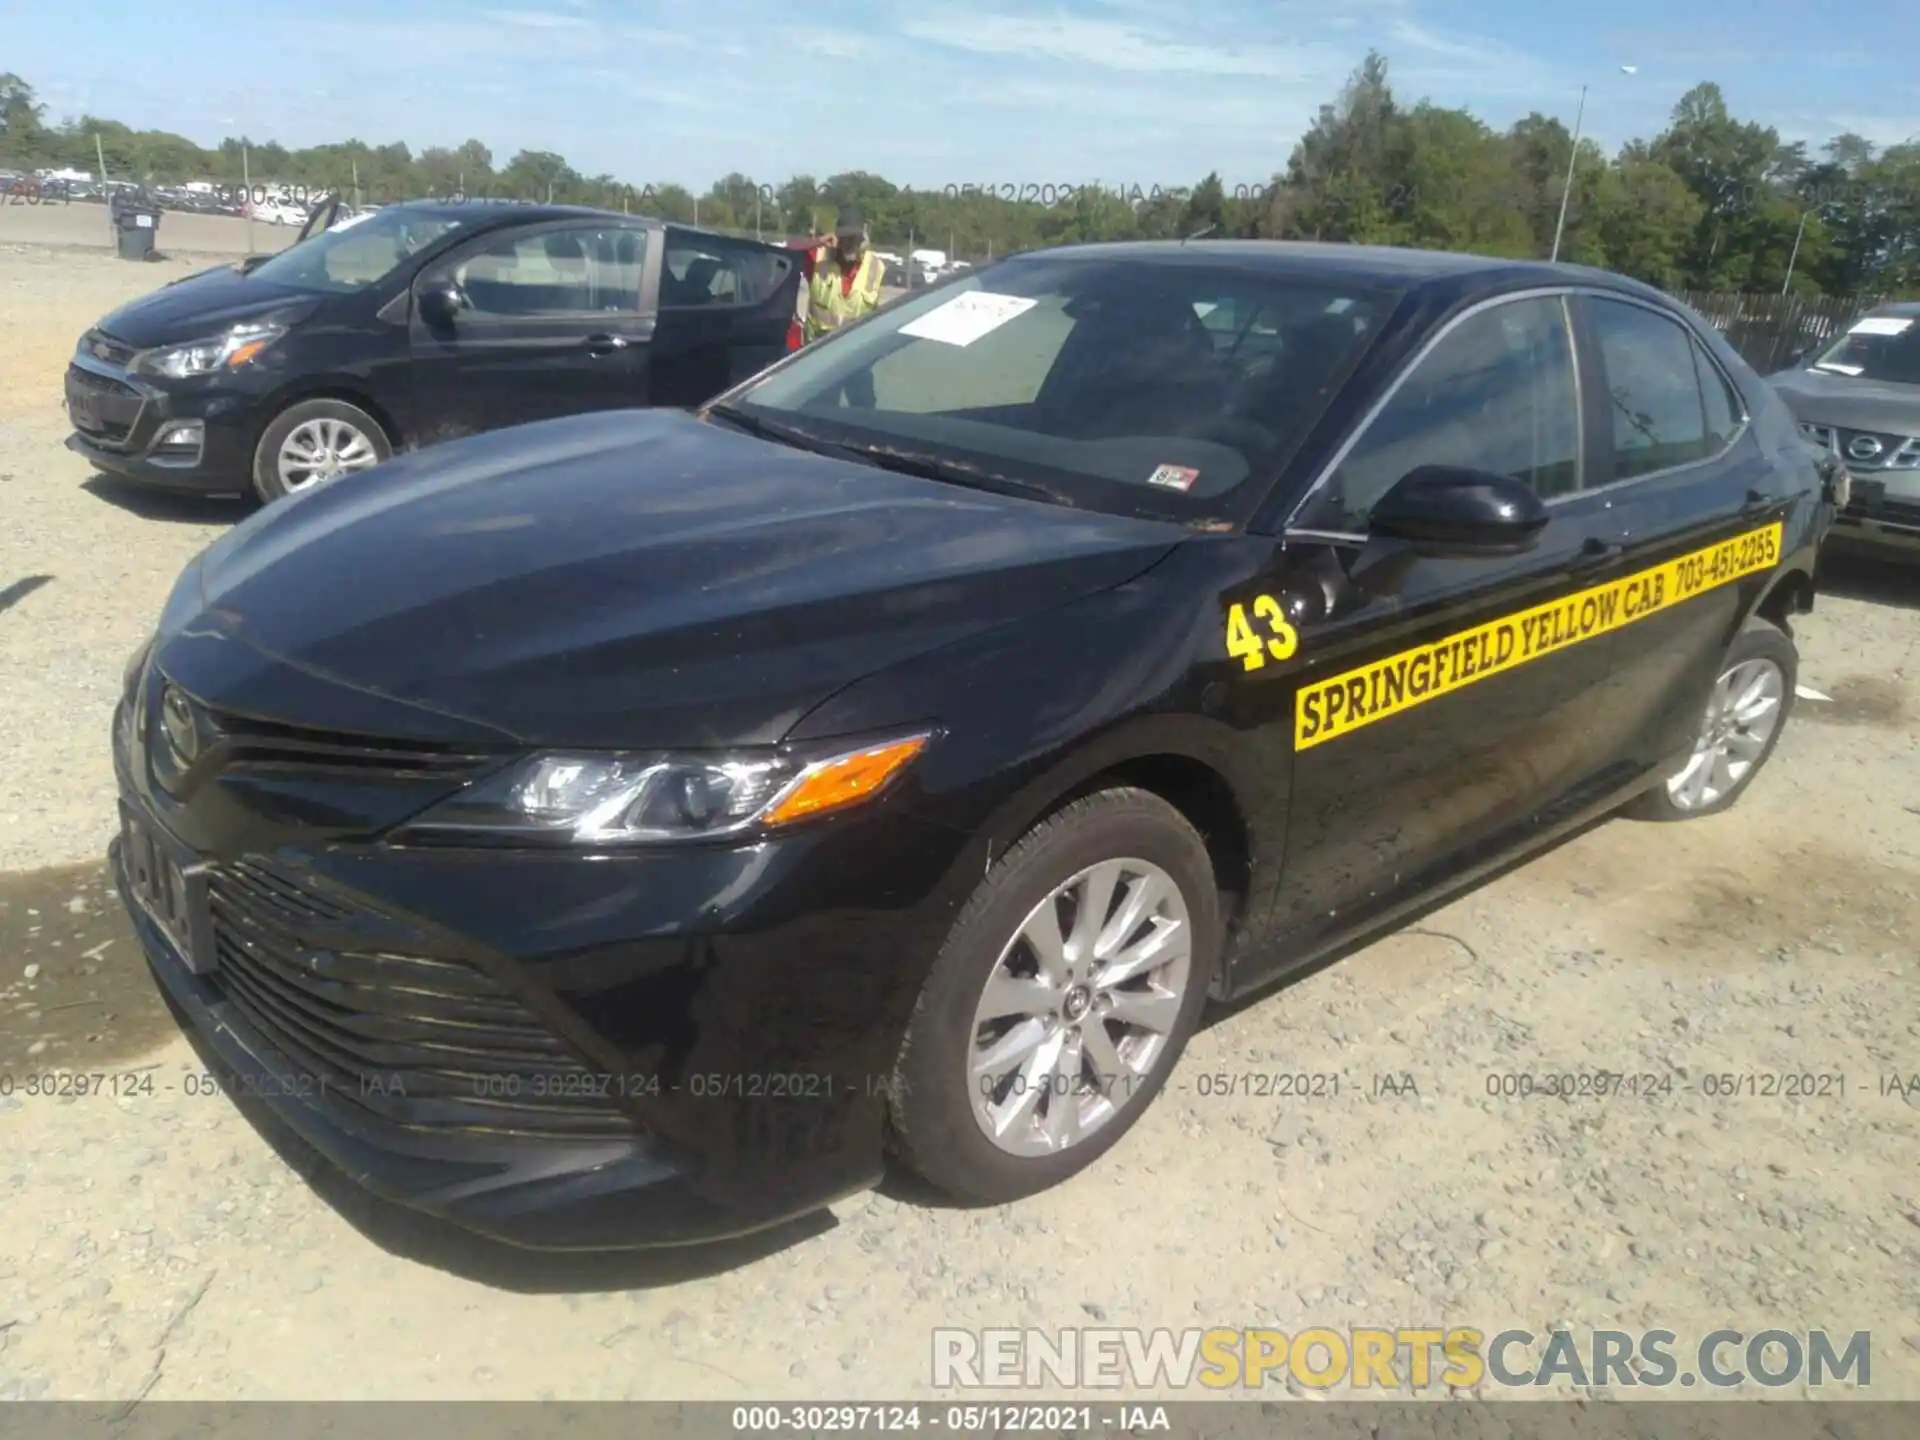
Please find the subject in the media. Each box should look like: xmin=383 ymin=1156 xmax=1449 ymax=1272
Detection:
xmin=834 ymin=205 xmax=865 ymax=237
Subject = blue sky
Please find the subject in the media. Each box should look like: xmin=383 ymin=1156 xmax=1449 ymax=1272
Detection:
xmin=10 ymin=0 xmax=1918 ymax=188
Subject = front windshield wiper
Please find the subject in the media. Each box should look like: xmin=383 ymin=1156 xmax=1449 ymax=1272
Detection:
xmin=707 ymin=405 xmax=1069 ymax=505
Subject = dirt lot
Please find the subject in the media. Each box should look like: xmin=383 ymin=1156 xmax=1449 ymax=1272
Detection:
xmin=1 ymin=242 xmax=1918 ymax=1405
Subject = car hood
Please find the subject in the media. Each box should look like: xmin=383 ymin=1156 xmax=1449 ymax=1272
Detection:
xmin=1768 ymin=368 xmax=1920 ymax=432
xmin=95 ymin=267 xmax=316 ymax=349
xmin=165 ymin=409 xmax=1188 ymax=749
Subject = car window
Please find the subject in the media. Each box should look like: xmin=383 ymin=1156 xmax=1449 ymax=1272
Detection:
xmin=452 ymin=225 xmax=647 ymax=317
xmin=661 ymin=232 xmax=789 ymax=308
xmin=1807 ymin=314 xmax=1920 ymax=384
xmin=248 ymin=207 xmax=466 ymax=294
xmin=731 ymin=260 xmax=1390 ymax=518
xmin=1695 ymin=343 xmax=1744 ymax=451
xmin=1589 ymin=298 xmax=1711 ymax=481
xmin=1310 ymin=295 xmax=1580 ymax=531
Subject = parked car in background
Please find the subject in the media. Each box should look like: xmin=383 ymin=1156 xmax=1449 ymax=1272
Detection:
xmin=1770 ymin=301 xmax=1920 ymax=558
xmin=64 ymin=199 xmax=801 ymax=503
xmin=111 ymin=241 xmax=1830 ymax=1247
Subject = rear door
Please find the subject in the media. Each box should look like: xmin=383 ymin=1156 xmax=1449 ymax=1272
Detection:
xmin=650 ymin=228 xmax=800 ymax=408
xmin=1244 ymin=290 xmax=1628 ymax=974
xmin=1570 ymin=292 xmax=1785 ymax=779
xmin=407 ymin=219 xmax=654 ymax=441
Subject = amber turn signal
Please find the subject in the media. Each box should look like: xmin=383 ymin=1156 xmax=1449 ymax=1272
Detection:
xmin=761 ymin=734 xmax=931 ymax=828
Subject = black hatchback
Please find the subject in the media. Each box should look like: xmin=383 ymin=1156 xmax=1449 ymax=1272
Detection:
xmin=65 ymin=200 xmax=801 ymax=503
xmin=113 ymin=241 xmax=1835 ymax=1250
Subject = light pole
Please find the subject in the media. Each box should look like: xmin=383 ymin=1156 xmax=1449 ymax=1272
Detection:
xmin=1548 ymin=85 xmax=1587 ymax=264
xmin=1781 ymin=208 xmax=1816 ymax=295
xmin=1550 ymin=66 xmax=1635 ymax=264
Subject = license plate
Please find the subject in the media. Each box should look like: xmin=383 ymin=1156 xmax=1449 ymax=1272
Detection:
xmin=69 ymin=393 xmax=96 ymax=429
xmin=121 ymin=809 xmax=211 ymax=973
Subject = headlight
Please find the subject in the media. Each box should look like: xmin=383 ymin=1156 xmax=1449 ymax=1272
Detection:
xmin=398 ymin=732 xmax=933 ymax=846
xmin=130 ymin=320 xmax=286 ymax=379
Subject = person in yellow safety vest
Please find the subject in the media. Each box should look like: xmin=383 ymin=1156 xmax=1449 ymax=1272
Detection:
xmin=798 ymin=206 xmax=886 ymax=344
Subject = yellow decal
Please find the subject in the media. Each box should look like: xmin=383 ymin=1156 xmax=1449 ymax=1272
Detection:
xmin=1225 ymin=595 xmax=1300 ymax=671
xmin=1294 ymin=522 xmax=1783 ymax=751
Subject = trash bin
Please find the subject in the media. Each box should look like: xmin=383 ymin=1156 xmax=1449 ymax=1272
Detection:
xmin=109 ymin=190 xmax=161 ymax=261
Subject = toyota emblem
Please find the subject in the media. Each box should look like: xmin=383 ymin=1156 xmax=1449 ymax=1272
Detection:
xmin=160 ymin=685 xmax=200 ymax=765
xmin=1847 ymin=434 xmax=1884 ymax=461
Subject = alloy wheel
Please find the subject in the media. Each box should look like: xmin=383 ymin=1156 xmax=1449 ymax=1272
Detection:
xmin=276 ymin=417 xmax=381 ymax=491
xmin=967 ymin=857 xmax=1192 ymax=1157
xmin=1665 ymin=657 xmax=1786 ymax=811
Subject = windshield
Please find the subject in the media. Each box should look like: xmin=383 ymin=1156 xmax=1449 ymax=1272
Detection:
xmin=247 ymin=207 xmax=467 ymax=294
xmin=725 ymin=255 xmax=1392 ymax=521
xmin=1807 ymin=313 xmax=1920 ymax=385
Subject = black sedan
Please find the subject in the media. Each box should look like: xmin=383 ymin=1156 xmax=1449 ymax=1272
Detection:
xmin=1769 ymin=301 xmax=1920 ymax=558
xmin=65 ymin=199 xmax=801 ymax=503
xmin=112 ymin=240 xmax=1833 ymax=1249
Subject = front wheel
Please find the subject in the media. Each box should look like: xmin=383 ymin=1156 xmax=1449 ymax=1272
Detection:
xmin=887 ymin=788 xmax=1219 ymax=1204
xmin=252 ymin=398 xmax=391 ymax=502
xmin=1629 ymin=615 xmax=1796 ymax=821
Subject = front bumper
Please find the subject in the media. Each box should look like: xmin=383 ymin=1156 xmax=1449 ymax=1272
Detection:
xmin=117 ymin=846 xmax=729 ymax=1249
xmin=111 ymin=691 xmax=981 ymax=1249
xmin=1829 ymin=482 xmax=1920 ymax=556
xmin=65 ymin=358 xmax=257 ymax=494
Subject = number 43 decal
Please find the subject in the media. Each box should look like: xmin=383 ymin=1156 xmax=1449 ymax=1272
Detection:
xmin=1225 ymin=595 xmax=1299 ymax=671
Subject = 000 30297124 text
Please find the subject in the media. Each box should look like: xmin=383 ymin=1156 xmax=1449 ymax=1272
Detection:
xmin=1292 ymin=522 xmax=1784 ymax=750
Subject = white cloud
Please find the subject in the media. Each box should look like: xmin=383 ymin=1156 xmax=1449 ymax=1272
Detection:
xmin=897 ymin=12 xmax=1340 ymax=80
xmin=483 ymin=8 xmax=594 ymax=28
xmin=1388 ymin=20 xmax=1499 ymax=64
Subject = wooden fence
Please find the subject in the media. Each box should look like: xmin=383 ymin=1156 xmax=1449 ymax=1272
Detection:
xmin=1673 ymin=291 xmax=1888 ymax=375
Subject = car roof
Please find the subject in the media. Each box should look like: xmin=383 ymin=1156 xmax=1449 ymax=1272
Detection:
xmin=381 ymin=198 xmax=775 ymax=249
xmin=997 ymin=238 xmax=1671 ymax=304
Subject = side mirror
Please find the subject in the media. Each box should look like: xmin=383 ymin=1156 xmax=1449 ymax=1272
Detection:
xmin=417 ymin=279 xmax=465 ymax=326
xmin=1367 ymin=465 xmax=1549 ymax=557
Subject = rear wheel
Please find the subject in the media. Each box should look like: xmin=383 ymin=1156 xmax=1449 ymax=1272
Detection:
xmin=887 ymin=788 xmax=1218 ymax=1203
xmin=1629 ymin=616 xmax=1795 ymax=821
xmin=252 ymin=399 xmax=391 ymax=503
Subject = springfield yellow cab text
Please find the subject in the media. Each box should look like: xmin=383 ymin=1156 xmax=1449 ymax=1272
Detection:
xmin=1295 ymin=521 xmax=1783 ymax=750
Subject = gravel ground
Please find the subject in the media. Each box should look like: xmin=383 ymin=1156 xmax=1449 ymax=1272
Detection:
xmin=1 ymin=244 xmax=1918 ymax=1404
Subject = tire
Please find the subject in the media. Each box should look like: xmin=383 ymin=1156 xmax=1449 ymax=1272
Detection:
xmin=888 ymin=787 xmax=1220 ymax=1204
xmin=251 ymin=398 xmax=392 ymax=503
xmin=1628 ymin=615 xmax=1796 ymax=822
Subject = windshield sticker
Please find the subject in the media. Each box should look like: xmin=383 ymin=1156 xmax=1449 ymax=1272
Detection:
xmin=899 ymin=292 xmax=1038 ymax=347
xmin=1848 ymin=316 xmax=1913 ymax=336
xmin=1813 ymin=362 xmax=1865 ymax=375
xmin=1293 ymin=522 xmax=1784 ymax=750
xmin=1147 ymin=463 xmax=1200 ymax=491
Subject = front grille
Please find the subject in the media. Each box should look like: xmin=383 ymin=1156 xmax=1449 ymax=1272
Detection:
xmin=1840 ymin=429 xmax=1920 ymax=471
xmin=206 ymin=861 xmax=641 ymax=1141
xmin=66 ymin=364 xmax=139 ymax=400
xmin=203 ymin=706 xmax=498 ymax=779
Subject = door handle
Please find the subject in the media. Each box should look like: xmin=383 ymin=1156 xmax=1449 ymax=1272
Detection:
xmin=1572 ymin=536 xmax=1622 ymax=571
xmin=584 ymin=333 xmax=631 ymax=354
xmin=1742 ymin=487 xmax=1775 ymax=516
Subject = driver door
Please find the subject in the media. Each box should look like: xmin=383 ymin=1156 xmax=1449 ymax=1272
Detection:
xmin=406 ymin=220 xmax=655 ymax=441
xmin=1238 ymin=291 xmax=1628 ymax=975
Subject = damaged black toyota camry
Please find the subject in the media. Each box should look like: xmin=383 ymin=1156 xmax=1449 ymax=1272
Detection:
xmin=113 ymin=241 xmax=1834 ymax=1249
